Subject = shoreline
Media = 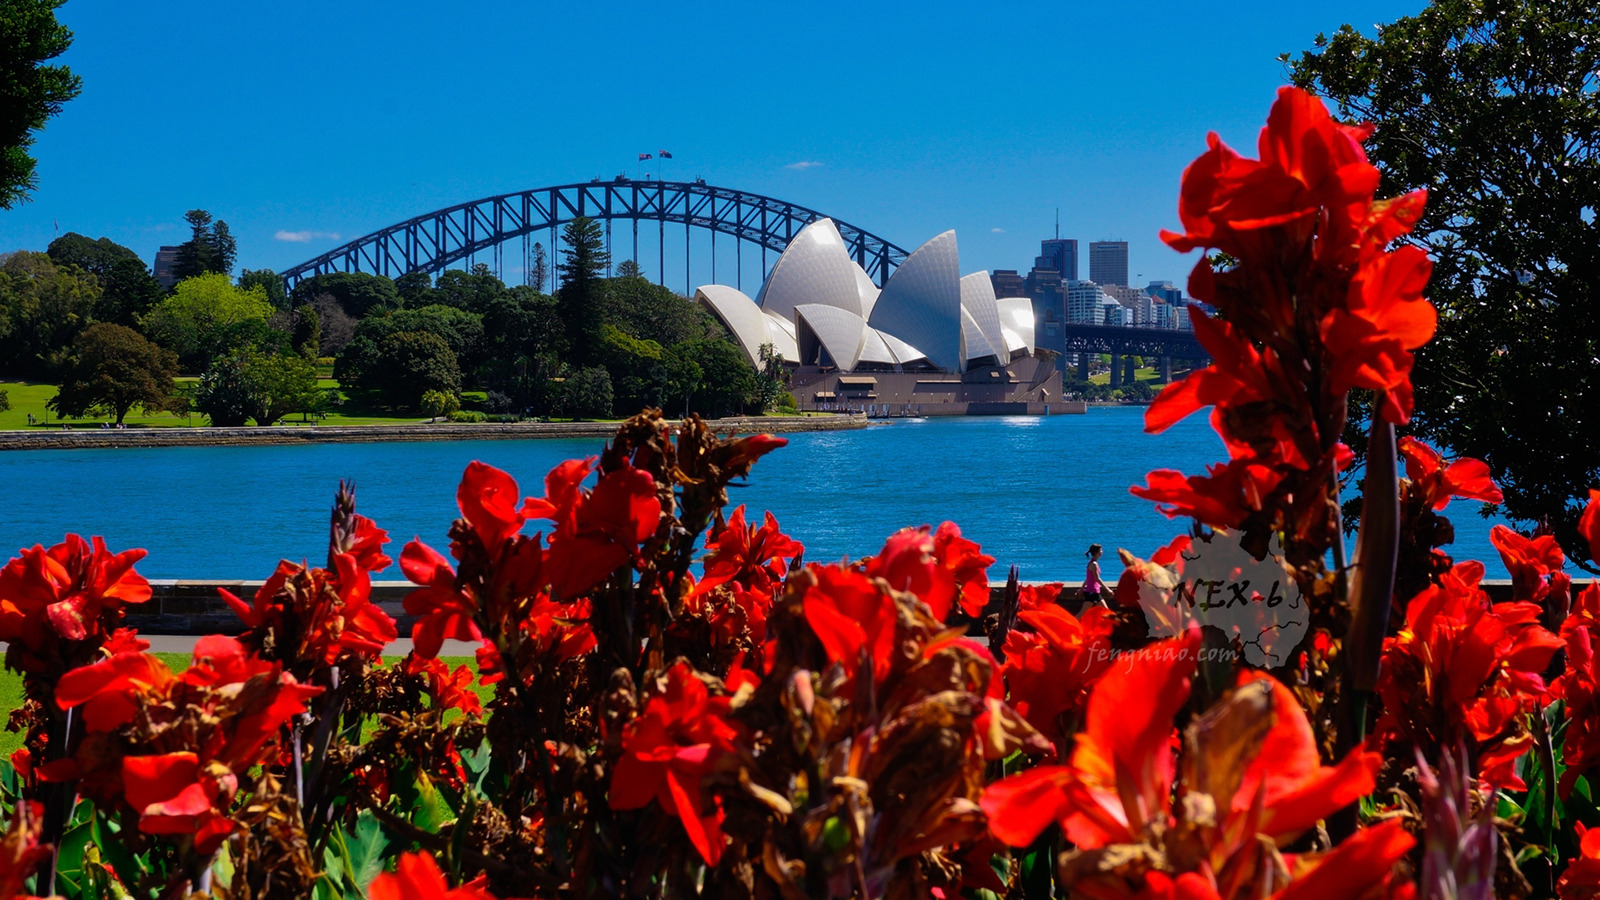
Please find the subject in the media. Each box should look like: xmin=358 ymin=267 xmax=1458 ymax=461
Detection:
xmin=0 ymin=413 xmax=868 ymax=452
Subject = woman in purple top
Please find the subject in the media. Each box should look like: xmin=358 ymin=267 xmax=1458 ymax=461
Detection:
xmin=1083 ymin=543 xmax=1106 ymax=608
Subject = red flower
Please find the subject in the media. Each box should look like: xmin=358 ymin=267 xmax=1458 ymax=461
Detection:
xmin=402 ymin=539 xmax=482 ymax=659
xmin=457 ymin=461 xmax=529 ymax=554
xmin=1490 ymin=524 xmax=1567 ymax=604
xmin=0 ymin=802 xmax=51 ymax=900
xmin=1556 ymin=581 xmax=1600 ymax=796
xmin=1319 ymin=243 xmax=1436 ymax=424
xmin=1378 ymin=562 xmax=1563 ymax=789
xmin=122 ymin=751 xmax=237 ymax=854
xmin=1001 ymin=604 xmax=1114 ymax=754
xmin=866 ymin=522 xmax=994 ymax=620
xmin=1133 ymin=457 xmax=1287 ymax=529
xmin=694 ymin=505 xmax=802 ymax=599
xmin=1560 ymin=822 xmax=1600 ymax=900
xmin=346 ymin=513 xmax=394 ymax=573
xmin=801 ymin=565 xmax=899 ymax=683
xmin=368 ymin=851 xmax=497 ymax=900
xmin=222 ymin=552 xmax=398 ymax=666
xmin=405 ymin=655 xmax=484 ymax=716
xmin=542 ymin=465 xmax=660 ymax=601
xmin=983 ymin=633 xmax=1379 ymax=862
xmin=0 ymin=535 xmax=151 ymax=671
xmin=1016 ymin=582 xmax=1066 ymax=611
xmin=611 ymin=662 xmax=738 ymax=866
xmin=1581 ymin=488 xmax=1600 ymax=564
xmin=1398 ymin=438 xmax=1502 ymax=511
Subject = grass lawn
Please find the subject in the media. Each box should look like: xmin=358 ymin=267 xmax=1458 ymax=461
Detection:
xmin=0 ymin=654 xmax=486 ymax=757
xmin=0 ymin=381 xmax=207 ymax=430
xmin=1088 ymin=366 xmax=1162 ymax=386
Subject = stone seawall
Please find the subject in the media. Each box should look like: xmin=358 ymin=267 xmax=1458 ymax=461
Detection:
xmin=0 ymin=413 xmax=867 ymax=452
xmin=126 ymin=577 xmax=1522 ymax=635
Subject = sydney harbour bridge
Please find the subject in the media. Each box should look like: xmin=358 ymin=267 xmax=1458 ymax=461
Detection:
xmin=279 ymin=178 xmax=1207 ymax=368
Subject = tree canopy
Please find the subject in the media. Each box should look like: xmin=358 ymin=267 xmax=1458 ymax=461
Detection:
xmin=290 ymin=271 xmax=401 ymax=318
xmin=48 ymin=323 xmax=177 ymax=425
xmin=172 ymin=210 xmax=238 ymax=280
xmin=558 ymin=217 xmax=610 ymax=368
xmin=0 ymin=250 xmax=97 ymax=378
xmin=1289 ymin=0 xmax=1600 ymax=568
xmin=0 ymin=0 xmax=80 ymax=208
xmin=144 ymin=273 xmax=274 ymax=371
xmin=46 ymin=233 xmax=140 ymax=280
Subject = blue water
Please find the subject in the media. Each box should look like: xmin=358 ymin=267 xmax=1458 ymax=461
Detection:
xmin=0 ymin=407 xmax=1511 ymax=581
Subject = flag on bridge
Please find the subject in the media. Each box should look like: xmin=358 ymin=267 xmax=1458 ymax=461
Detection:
xmin=638 ymin=153 xmax=653 ymax=161
xmin=659 ymin=150 xmax=673 ymax=159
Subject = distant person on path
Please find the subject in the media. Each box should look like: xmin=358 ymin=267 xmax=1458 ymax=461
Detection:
xmin=1083 ymin=543 xmax=1106 ymax=608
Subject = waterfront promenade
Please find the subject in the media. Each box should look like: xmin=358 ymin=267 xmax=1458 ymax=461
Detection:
xmin=0 ymin=412 xmax=867 ymax=451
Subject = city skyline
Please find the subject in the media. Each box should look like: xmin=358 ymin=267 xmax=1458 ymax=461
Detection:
xmin=1 ymin=0 xmax=1426 ymax=290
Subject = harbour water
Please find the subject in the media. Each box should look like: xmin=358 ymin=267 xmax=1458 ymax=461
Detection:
xmin=0 ymin=407 xmax=1513 ymax=581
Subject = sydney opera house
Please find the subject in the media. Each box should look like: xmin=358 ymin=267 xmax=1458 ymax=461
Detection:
xmin=694 ymin=220 xmax=1066 ymax=415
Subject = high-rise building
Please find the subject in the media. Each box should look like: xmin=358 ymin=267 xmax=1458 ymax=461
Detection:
xmin=1037 ymin=238 xmax=1077 ymax=282
xmin=990 ymin=269 xmax=1026 ymax=298
xmin=153 ymin=246 xmax=181 ymax=290
xmin=1066 ymin=281 xmax=1109 ymax=324
xmin=1089 ymin=241 xmax=1129 ymax=287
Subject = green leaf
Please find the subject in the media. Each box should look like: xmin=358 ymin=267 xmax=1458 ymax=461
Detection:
xmin=346 ymin=809 xmax=390 ymax=891
xmin=460 ymin=737 xmax=494 ymax=793
xmin=411 ymin=772 xmax=455 ymax=834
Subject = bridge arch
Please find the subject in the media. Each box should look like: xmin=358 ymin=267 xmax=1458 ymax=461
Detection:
xmin=278 ymin=180 xmax=911 ymax=295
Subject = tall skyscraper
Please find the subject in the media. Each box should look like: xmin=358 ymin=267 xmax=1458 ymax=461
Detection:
xmin=1089 ymin=241 xmax=1129 ymax=287
xmin=1037 ymin=238 xmax=1077 ymax=281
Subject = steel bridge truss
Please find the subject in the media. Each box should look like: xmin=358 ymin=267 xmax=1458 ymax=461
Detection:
xmin=279 ymin=180 xmax=911 ymax=294
xmin=1059 ymin=323 xmax=1210 ymax=361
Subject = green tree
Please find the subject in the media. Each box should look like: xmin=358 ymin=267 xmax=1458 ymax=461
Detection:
xmin=334 ymin=304 xmax=484 ymax=391
xmin=600 ymin=323 xmax=666 ymax=414
xmin=144 ymin=273 xmax=274 ymax=371
xmin=420 ymin=388 xmax=460 ymax=421
xmin=172 ymin=210 xmax=236 ymax=279
xmin=291 ymin=303 xmax=320 ymax=359
xmin=238 ymin=269 xmax=289 ymax=310
xmin=606 ymin=275 xmax=719 ymax=348
xmin=529 ymin=242 xmax=549 ymax=290
xmin=752 ymin=342 xmax=790 ymax=412
xmin=289 ymin=271 xmax=401 ymax=319
xmin=95 ymin=257 xmax=163 ymax=328
xmin=46 ymin=232 xmax=139 ymax=280
xmin=48 ymin=323 xmax=177 ymax=425
xmin=560 ymin=366 xmax=613 ymax=420
xmin=558 ymin=217 xmax=610 ymax=367
xmin=0 ymin=0 xmax=80 ymax=208
xmin=615 ymin=259 xmax=643 ymax=278
xmin=193 ymin=353 xmax=254 ymax=427
xmin=372 ymin=330 xmax=461 ymax=409
xmin=0 ymin=390 xmax=10 ymax=413
xmin=674 ymin=338 xmax=755 ymax=418
xmin=433 ymin=265 xmax=509 ymax=314
xmin=394 ymin=270 xmax=434 ymax=307
xmin=0 ymin=250 xmax=98 ymax=378
xmin=239 ymin=351 xmax=319 ymax=426
xmin=1289 ymin=0 xmax=1600 ymax=569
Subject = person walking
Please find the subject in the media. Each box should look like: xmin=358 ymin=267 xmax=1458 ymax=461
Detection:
xmin=1082 ymin=544 xmax=1107 ymax=609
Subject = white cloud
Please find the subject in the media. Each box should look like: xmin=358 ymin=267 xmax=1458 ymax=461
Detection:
xmin=785 ymin=160 xmax=823 ymax=170
xmin=991 ymin=227 xmax=1006 ymax=234
xmin=274 ymin=230 xmax=341 ymax=243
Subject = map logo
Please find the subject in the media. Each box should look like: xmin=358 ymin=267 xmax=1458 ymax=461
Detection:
xmin=1132 ymin=531 xmax=1307 ymax=668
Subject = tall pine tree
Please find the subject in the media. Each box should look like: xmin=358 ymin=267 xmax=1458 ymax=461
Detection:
xmin=557 ymin=217 xmax=610 ymax=368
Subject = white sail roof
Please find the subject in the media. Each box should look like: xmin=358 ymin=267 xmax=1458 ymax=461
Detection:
xmin=794 ymin=304 xmax=869 ymax=371
xmin=695 ymin=285 xmax=773 ymax=370
xmin=755 ymin=219 xmax=863 ymax=321
xmin=960 ymin=306 xmax=998 ymax=365
xmin=995 ymin=296 xmax=1036 ymax=356
xmin=852 ymin=263 xmax=882 ymax=319
xmin=880 ymin=331 xmax=927 ymax=366
xmin=960 ymin=272 xmax=1007 ymax=366
xmin=858 ymin=327 xmax=897 ymax=366
xmin=867 ymin=230 xmax=962 ymax=372
xmin=762 ymin=311 xmax=799 ymax=363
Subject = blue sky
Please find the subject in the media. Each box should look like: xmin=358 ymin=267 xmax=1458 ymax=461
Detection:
xmin=2 ymin=0 xmax=1423 ymax=291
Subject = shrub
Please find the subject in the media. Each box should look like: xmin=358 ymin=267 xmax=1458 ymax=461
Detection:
xmin=447 ymin=409 xmax=486 ymax=423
